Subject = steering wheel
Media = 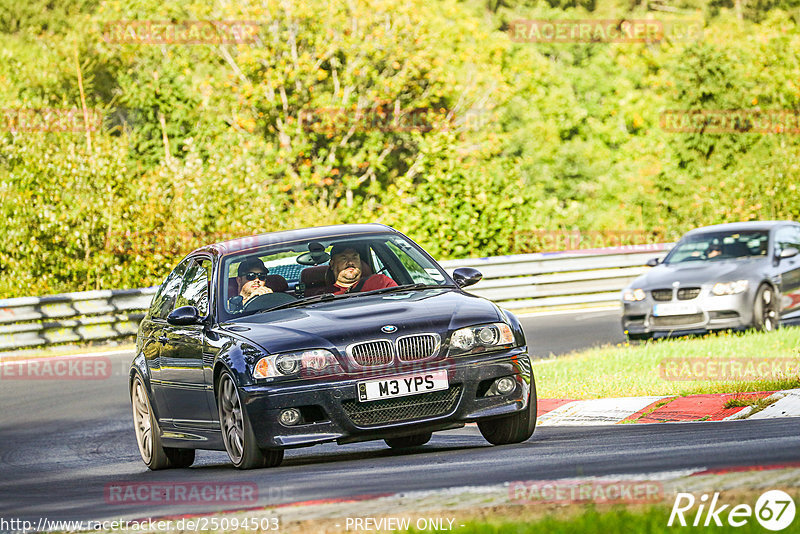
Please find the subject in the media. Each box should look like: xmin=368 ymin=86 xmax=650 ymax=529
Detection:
xmin=242 ymin=292 xmax=298 ymax=311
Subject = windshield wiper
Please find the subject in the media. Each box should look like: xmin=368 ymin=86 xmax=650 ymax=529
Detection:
xmin=253 ymin=284 xmax=452 ymax=314
xmin=257 ymin=292 xmax=347 ymax=313
xmin=358 ymin=283 xmax=454 ymax=296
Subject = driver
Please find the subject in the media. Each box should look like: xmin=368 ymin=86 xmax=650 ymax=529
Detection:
xmin=706 ymin=243 xmax=722 ymax=259
xmin=327 ymin=244 xmax=397 ymax=294
xmin=228 ymin=257 xmax=272 ymax=312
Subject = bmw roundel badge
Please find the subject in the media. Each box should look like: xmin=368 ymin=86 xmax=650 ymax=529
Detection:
xmin=381 ymin=325 xmax=398 ymax=333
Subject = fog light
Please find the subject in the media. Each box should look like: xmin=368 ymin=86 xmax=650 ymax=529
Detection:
xmin=494 ymin=377 xmax=516 ymax=395
xmin=279 ymin=408 xmax=302 ymax=426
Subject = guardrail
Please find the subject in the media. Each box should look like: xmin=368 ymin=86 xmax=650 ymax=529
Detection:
xmin=0 ymin=243 xmax=670 ymax=351
xmin=442 ymin=243 xmax=671 ymax=309
xmin=0 ymin=288 xmax=157 ymax=351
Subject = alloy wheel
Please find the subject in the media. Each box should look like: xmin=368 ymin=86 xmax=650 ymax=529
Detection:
xmin=132 ymin=377 xmax=153 ymax=464
xmin=219 ymin=374 xmax=245 ymax=464
xmin=762 ymin=287 xmax=776 ymax=331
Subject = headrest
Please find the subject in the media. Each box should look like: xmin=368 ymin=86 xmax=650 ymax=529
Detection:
xmin=300 ymin=265 xmax=330 ymax=287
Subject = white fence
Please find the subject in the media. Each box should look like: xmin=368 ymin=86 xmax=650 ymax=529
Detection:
xmin=0 ymin=244 xmax=670 ymax=351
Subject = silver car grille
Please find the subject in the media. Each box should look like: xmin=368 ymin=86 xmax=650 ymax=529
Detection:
xmin=347 ymin=333 xmax=441 ymax=367
xmin=396 ymin=334 xmax=440 ymax=362
xmin=349 ymin=340 xmax=393 ymax=366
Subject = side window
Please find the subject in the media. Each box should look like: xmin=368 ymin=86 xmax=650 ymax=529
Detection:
xmin=775 ymin=227 xmax=800 ymax=252
xmin=175 ymin=258 xmax=212 ymax=316
xmin=149 ymin=260 xmax=190 ymax=320
xmin=370 ymin=248 xmax=386 ymax=275
xmin=386 ymin=241 xmax=438 ymax=284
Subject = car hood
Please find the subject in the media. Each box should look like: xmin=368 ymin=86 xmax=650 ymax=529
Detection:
xmin=221 ymin=288 xmax=503 ymax=355
xmin=632 ymin=257 xmax=768 ymax=288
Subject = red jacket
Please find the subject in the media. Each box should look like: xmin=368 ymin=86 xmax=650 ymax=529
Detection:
xmin=331 ymin=274 xmax=397 ymax=295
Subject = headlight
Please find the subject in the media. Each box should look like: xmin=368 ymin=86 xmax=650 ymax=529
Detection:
xmin=447 ymin=322 xmax=515 ymax=357
xmin=253 ymin=349 xmax=341 ymax=379
xmin=712 ymin=280 xmax=749 ymax=296
xmin=622 ymin=288 xmax=646 ymax=302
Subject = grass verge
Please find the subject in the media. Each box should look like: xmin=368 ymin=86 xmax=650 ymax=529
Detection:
xmin=533 ymin=328 xmax=800 ymax=399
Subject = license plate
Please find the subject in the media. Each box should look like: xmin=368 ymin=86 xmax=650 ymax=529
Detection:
xmin=357 ymin=369 xmax=448 ymax=402
xmin=653 ymin=302 xmax=699 ymax=316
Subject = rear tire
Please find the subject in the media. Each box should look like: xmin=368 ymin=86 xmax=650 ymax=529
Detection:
xmin=131 ymin=374 xmax=195 ymax=470
xmin=384 ymin=432 xmax=432 ymax=449
xmin=478 ymin=377 xmax=537 ymax=446
xmin=752 ymin=284 xmax=779 ymax=332
xmin=218 ymin=371 xmax=284 ymax=469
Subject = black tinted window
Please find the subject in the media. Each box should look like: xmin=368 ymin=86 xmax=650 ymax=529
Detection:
xmin=149 ymin=260 xmax=189 ymax=320
xmin=176 ymin=258 xmax=212 ymax=316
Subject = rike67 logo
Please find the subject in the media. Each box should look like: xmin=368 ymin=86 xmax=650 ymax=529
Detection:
xmin=669 ymin=490 xmax=796 ymax=531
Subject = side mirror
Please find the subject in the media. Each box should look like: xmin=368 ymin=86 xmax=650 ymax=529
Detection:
xmin=452 ymin=267 xmax=483 ymax=288
xmin=780 ymin=247 xmax=799 ymax=260
xmin=646 ymin=257 xmax=661 ymax=267
xmin=167 ymin=305 xmax=202 ymax=326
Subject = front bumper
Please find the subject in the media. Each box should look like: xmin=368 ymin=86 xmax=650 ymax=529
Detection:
xmin=240 ymin=349 xmax=532 ymax=449
xmin=622 ymin=288 xmax=754 ymax=335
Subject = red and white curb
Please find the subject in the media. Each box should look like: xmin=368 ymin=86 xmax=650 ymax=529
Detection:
xmin=536 ymin=389 xmax=800 ymax=426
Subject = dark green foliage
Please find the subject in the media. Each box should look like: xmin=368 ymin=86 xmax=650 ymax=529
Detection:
xmin=1 ymin=0 xmax=799 ymax=297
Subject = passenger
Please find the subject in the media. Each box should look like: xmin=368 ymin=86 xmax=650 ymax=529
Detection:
xmin=228 ymin=257 xmax=272 ymax=311
xmin=328 ymin=244 xmax=397 ymax=294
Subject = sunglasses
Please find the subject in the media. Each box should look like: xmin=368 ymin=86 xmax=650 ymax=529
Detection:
xmin=243 ymin=272 xmax=268 ymax=281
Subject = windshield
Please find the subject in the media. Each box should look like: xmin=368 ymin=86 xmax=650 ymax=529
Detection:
xmin=218 ymin=232 xmax=450 ymax=320
xmin=663 ymin=230 xmax=770 ymax=264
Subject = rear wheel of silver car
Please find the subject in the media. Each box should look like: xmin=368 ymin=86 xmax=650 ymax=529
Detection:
xmin=384 ymin=432 xmax=432 ymax=449
xmin=131 ymin=374 xmax=195 ymax=470
xmin=478 ymin=377 xmax=537 ymax=446
xmin=753 ymin=284 xmax=779 ymax=332
xmin=218 ymin=371 xmax=284 ymax=470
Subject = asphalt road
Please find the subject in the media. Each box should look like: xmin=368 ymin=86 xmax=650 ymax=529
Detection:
xmin=1 ymin=310 xmax=796 ymax=524
xmin=518 ymin=308 xmax=626 ymax=358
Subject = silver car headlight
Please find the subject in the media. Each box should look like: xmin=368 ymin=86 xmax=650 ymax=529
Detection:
xmin=253 ymin=349 xmax=340 ymax=379
xmin=622 ymin=288 xmax=646 ymax=302
xmin=447 ymin=322 xmax=515 ymax=357
xmin=711 ymin=280 xmax=749 ymax=296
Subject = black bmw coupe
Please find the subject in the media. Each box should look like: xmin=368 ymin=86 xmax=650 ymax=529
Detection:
xmin=130 ymin=224 xmax=536 ymax=469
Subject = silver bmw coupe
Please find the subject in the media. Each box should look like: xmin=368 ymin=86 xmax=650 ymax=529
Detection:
xmin=621 ymin=221 xmax=800 ymax=340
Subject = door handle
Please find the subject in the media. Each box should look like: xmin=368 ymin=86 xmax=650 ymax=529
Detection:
xmin=158 ymin=335 xmax=168 ymax=344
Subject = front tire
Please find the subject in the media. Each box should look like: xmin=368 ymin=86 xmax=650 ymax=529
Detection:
xmin=478 ymin=377 xmax=537 ymax=446
xmin=753 ymin=284 xmax=779 ymax=332
xmin=384 ymin=432 xmax=432 ymax=449
xmin=218 ymin=371 xmax=283 ymax=470
xmin=626 ymin=332 xmax=652 ymax=341
xmin=131 ymin=374 xmax=195 ymax=470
